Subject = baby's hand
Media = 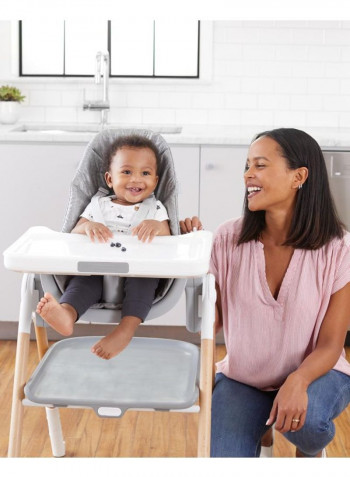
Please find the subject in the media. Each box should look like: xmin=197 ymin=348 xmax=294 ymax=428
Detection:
xmin=180 ymin=216 xmax=203 ymax=234
xmin=131 ymin=220 xmax=163 ymax=243
xmin=85 ymin=222 xmax=113 ymax=243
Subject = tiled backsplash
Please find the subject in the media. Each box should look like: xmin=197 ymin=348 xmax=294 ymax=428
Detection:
xmin=2 ymin=20 xmax=350 ymax=128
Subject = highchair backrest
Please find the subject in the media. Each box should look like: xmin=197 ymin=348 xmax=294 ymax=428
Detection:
xmin=39 ymin=128 xmax=183 ymax=320
xmin=61 ymin=128 xmax=179 ymax=235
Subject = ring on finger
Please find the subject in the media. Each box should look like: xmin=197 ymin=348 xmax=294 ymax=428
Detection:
xmin=292 ymin=418 xmax=301 ymax=423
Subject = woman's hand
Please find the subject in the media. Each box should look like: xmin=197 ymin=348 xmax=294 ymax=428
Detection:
xmin=180 ymin=216 xmax=203 ymax=234
xmin=266 ymin=372 xmax=308 ymax=433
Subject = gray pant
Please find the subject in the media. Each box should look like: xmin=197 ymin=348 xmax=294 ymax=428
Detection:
xmin=59 ymin=276 xmax=159 ymax=322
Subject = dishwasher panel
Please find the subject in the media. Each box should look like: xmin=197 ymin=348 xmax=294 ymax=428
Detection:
xmin=324 ymin=151 xmax=350 ymax=231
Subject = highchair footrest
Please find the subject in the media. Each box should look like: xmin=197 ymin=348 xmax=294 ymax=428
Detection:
xmin=24 ymin=337 xmax=200 ymax=413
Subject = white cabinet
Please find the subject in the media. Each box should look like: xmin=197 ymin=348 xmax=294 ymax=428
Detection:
xmin=0 ymin=142 xmax=86 ymax=322
xmin=170 ymin=145 xmax=200 ymax=220
xmin=199 ymin=145 xmax=248 ymax=233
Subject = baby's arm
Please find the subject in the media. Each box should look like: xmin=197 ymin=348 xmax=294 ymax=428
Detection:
xmin=131 ymin=219 xmax=170 ymax=242
xmin=71 ymin=217 xmax=113 ymax=243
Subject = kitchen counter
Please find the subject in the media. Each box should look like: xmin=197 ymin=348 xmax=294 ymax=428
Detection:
xmin=0 ymin=122 xmax=350 ymax=149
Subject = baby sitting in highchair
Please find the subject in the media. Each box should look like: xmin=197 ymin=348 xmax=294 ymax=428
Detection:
xmin=36 ymin=134 xmax=170 ymax=360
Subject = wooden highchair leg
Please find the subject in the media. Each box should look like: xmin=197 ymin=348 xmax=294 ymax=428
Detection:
xmin=8 ymin=331 xmax=30 ymax=457
xmin=197 ymin=273 xmax=216 ymax=458
xmin=34 ymin=320 xmax=49 ymax=359
xmin=8 ymin=273 xmax=36 ymax=457
xmin=197 ymin=338 xmax=214 ymax=457
xmin=34 ymin=320 xmax=66 ymax=457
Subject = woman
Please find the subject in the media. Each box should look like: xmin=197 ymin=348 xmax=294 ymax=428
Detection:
xmin=181 ymin=128 xmax=350 ymax=457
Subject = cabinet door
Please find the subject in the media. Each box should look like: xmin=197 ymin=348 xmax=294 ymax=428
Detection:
xmin=200 ymin=146 xmax=247 ymax=232
xmin=0 ymin=143 xmax=86 ymax=322
xmin=170 ymin=145 xmax=200 ymax=220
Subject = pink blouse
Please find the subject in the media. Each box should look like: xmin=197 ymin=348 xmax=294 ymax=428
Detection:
xmin=210 ymin=217 xmax=350 ymax=391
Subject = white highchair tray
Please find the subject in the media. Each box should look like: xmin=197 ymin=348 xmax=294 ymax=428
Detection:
xmin=3 ymin=226 xmax=212 ymax=277
xmin=24 ymin=336 xmax=199 ymax=414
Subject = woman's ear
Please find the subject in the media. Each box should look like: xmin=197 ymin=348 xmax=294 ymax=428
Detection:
xmin=293 ymin=167 xmax=308 ymax=189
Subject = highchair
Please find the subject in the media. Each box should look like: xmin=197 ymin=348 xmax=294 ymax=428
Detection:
xmin=4 ymin=128 xmax=215 ymax=458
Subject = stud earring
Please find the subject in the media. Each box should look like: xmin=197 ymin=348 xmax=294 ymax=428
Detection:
xmin=298 ymin=184 xmax=303 ymax=190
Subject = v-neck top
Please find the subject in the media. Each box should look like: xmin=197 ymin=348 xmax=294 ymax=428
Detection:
xmin=210 ymin=217 xmax=350 ymax=390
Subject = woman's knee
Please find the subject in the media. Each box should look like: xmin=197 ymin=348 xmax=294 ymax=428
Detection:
xmin=210 ymin=374 xmax=274 ymax=457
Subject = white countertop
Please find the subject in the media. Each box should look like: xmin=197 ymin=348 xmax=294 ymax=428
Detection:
xmin=0 ymin=122 xmax=350 ymax=149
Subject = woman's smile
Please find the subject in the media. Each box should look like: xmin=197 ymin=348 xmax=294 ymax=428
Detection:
xmin=247 ymin=186 xmax=262 ymax=199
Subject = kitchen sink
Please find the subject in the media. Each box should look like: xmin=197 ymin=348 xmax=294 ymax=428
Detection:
xmin=10 ymin=124 xmax=183 ymax=134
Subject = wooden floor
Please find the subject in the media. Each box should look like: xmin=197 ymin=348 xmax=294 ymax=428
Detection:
xmin=1 ymin=340 xmax=349 ymax=458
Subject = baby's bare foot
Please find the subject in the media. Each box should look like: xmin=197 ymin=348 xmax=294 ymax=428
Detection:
xmin=91 ymin=316 xmax=141 ymax=360
xmin=36 ymin=292 xmax=77 ymax=336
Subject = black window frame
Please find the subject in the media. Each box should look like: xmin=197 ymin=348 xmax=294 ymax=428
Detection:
xmin=19 ymin=20 xmax=200 ymax=79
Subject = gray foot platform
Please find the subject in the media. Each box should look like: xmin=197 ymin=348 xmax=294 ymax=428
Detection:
xmin=24 ymin=337 xmax=200 ymax=416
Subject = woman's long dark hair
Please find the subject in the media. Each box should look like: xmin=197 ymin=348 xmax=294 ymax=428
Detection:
xmin=238 ymin=128 xmax=344 ymax=250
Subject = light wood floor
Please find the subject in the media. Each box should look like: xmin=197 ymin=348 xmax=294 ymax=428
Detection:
xmin=1 ymin=340 xmax=349 ymax=458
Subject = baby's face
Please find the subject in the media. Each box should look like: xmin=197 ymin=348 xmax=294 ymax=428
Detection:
xmin=105 ymin=147 xmax=159 ymax=206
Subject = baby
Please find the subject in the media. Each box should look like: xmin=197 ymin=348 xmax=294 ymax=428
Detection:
xmin=36 ymin=135 xmax=170 ymax=360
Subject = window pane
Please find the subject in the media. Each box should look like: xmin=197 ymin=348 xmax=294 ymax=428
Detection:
xmin=110 ymin=20 xmax=154 ymax=76
xmin=155 ymin=20 xmax=198 ymax=77
xmin=65 ymin=21 xmax=108 ymax=75
xmin=21 ymin=20 xmax=64 ymax=75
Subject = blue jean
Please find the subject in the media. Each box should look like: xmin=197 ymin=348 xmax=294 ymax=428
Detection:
xmin=211 ymin=370 xmax=350 ymax=457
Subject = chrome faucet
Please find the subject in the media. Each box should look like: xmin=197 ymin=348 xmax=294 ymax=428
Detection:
xmin=83 ymin=51 xmax=110 ymax=127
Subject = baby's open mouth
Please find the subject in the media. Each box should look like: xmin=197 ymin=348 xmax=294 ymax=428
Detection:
xmin=247 ymin=186 xmax=262 ymax=198
xmin=128 ymin=187 xmax=143 ymax=194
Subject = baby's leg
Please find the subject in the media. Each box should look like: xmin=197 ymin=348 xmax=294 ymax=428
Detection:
xmin=91 ymin=315 xmax=142 ymax=359
xmin=36 ymin=293 xmax=77 ymax=336
xmin=37 ymin=275 xmax=103 ymax=336
xmin=91 ymin=277 xmax=159 ymax=359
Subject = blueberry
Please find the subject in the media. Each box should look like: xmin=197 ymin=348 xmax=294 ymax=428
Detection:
xmin=116 ymin=242 xmax=122 ymax=247
xmin=121 ymin=247 xmax=126 ymax=252
xmin=110 ymin=242 xmax=115 ymax=247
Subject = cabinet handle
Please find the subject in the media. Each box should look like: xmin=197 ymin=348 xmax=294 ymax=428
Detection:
xmin=205 ymin=163 xmax=215 ymax=170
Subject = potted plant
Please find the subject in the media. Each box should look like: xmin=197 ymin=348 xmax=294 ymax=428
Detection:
xmin=0 ymin=85 xmax=26 ymax=124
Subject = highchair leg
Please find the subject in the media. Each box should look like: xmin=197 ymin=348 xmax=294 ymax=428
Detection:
xmin=34 ymin=319 xmax=66 ymax=457
xmin=197 ymin=274 xmax=216 ymax=458
xmin=8 ymin=273 xmax=35 ymax=457
xmin=8 ymin=331 xmax=30 ymax=457
xmin=198 ymin=338 xmax=214 ymax=457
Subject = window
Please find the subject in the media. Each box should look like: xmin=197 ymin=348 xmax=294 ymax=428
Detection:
xmin=19 ymin=20 xmax=200 ymax=79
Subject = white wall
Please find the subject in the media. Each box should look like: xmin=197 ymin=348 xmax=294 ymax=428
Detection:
xmin=0 ymin=22 xmax=11 ymax=77
xmin=1 ymin=20 xmax=350 ymax=129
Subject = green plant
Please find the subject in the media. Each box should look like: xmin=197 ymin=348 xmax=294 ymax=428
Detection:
xmin=0 ymin=85 xmax=25 ymax=103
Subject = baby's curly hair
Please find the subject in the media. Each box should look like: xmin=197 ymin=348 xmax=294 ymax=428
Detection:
xmin=107 ymin=135 xmax=160 ymax=172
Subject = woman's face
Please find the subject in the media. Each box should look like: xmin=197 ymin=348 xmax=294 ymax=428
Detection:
xmin=244 ymin=136 xmax=300 ymax=213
